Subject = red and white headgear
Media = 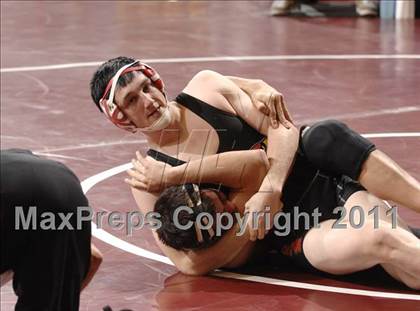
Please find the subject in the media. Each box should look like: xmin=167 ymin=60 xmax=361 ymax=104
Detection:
xmin=99 ymin=60 xmax=166 ymax=133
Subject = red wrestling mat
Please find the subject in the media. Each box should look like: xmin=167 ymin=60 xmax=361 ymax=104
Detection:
xmin=2 ymin=1 xmax=419 ymax=310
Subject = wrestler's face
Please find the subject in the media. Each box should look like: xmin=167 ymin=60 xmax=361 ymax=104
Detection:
xmin=114 ymin=71 xmax=167 ymax=128
xmin=200 ymin=189 xmax=237 ymax=214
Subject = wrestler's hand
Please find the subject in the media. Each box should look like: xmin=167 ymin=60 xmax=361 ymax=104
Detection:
xmin=251 ymin=90 xmax=293 ymax=129
xmin=244 ymin=191 xmax=282 ymax=241
xmin=81 ymin=243 xmax=103 ymax=291
xmin=125 ymin=151 xmax=169 ymax=192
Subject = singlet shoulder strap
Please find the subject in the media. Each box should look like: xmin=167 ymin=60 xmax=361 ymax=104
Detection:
xmin=147 ymin=149 xmax=186 ymax=167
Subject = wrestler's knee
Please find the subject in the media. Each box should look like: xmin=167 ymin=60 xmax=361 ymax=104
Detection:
xmin=301 ymin=119 xmax=375 ymax=179
xmin=330 ymin=220 xmax=389 ymax=260
xmin=303 ymin=221 xmax=379 ymax=275
xmin=363 ymin=222 xmax=398 ymax=262
xmin=409 ymin=279 xmax=420 ymax=290
xmin=404 ymin=277 xmax=420 ymax=290
xmin=301 ymin=120 xmax=348 ymax=171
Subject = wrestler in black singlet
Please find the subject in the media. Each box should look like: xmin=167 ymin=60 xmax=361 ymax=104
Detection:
xmin=147 ymin=92 xmax=370 ymax=272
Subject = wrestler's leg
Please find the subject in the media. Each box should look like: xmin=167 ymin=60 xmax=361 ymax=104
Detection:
xmin=359 ymin=150 xmax=420 ymax=212
xmin=302 ymin=191 xmax=420 ymax=289
xmin=301 ymin=120 xmax=420 ymax=213
xmin=342 ymin=190 xmax=420 ymax=285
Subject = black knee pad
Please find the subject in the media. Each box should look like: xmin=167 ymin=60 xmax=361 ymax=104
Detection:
xmin=300 ymin=120 xmax=376 ymax=180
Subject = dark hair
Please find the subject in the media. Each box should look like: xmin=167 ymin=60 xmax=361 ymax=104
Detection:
xmin=154 ymin=184 xmax=221 ymax=250
xmin=89 ymin=56 xmax=136 ymax=111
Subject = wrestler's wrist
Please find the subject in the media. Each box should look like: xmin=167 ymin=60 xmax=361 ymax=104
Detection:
xmin=259 ymin=176 xmax=284 ymax=196
xmin=264 ymin=163 xmax=287 ymax=191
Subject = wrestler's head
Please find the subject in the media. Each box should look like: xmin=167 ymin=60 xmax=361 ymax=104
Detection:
xmin=90 ymin=56 xmax=170 ymax=133
xmin=154 ymin=184 xmax=237 ymax=250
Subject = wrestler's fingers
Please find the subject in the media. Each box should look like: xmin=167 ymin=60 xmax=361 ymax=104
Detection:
xmin=276 ymin=95 xmax=288 ymax=127
xmin=126 ymin=178 xmax=148 ymax=190
xmin=268 ymin=93 xmax=279 ymax=129
xmin=247 ymin=218 xmax=257 ymax=242
xmin=249 ymin=228 xmax=257 ymax=242
xmin=126 ymin=169 xmax=147 ymax=183
xmin=131 ymin=159 xmax=145 ymax=173
xmin=244 ymin=204 xmax=258 ymax=241
xmin=281 ymin=97 xmax=294 ymax=124
xmin=257 ymin=217 xmax=266 ymax=240
xmin=275 ymin=94 xmax=291 ymax=129
xmin=124 ymin=177 xmax=148 ymax=190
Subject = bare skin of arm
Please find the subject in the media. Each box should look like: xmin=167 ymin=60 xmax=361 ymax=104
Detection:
xmin=129 ymin=149 xmax=268 ymax=194
xmin=81 ymin=243 xmax=103 ymax=290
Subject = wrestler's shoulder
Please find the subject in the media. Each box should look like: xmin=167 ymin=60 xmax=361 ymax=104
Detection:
xmin=182 ymin=70 xmax=237 ymax=114
xmin=187 ymin=70 xmax=234 ymax=91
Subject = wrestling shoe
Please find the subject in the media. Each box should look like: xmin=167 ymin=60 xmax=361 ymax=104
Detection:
xmin=270 ymin=0 xmax=298 ymax=16
xmin=356 ymin=0 xmax=378 ymax=17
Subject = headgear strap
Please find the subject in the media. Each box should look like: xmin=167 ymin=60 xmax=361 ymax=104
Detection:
xmin=99 ymin=60 xmax=166 ymax=133
xmin=182 ymin=184 xmax=215 ymax=244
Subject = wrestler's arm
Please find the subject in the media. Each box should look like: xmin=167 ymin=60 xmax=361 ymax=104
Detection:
xmin=166 ymin=149 xmax=268 ymax=190
xmin=218 ymin=71 xmax=299 ymax=193
xmin=81 ymin=243 xmax=103 ymax=290
xmin=127 ymin=149 xmax=268 ymax=193
xmin=213 ymin=70 xmax=300 ymax=239
xmin=260 ymin=124 xmax=299 ymax=193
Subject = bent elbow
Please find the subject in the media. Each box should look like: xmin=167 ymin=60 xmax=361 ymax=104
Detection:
xmin=193 ymin=70 xmax=218 ymax=82
xmin=180 ymin=267 xmax=208 ymax=276
xmin=176 ymin=257 xmax=213 ymax=276
xmin=178 ymin=263 xmax=211 ymax=276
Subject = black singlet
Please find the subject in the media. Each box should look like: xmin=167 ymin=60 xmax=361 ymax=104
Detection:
xmin=147 ymin=92 xmax=267 ymax=194
xmin=175 ymin=92 xmax=266 ymax=152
